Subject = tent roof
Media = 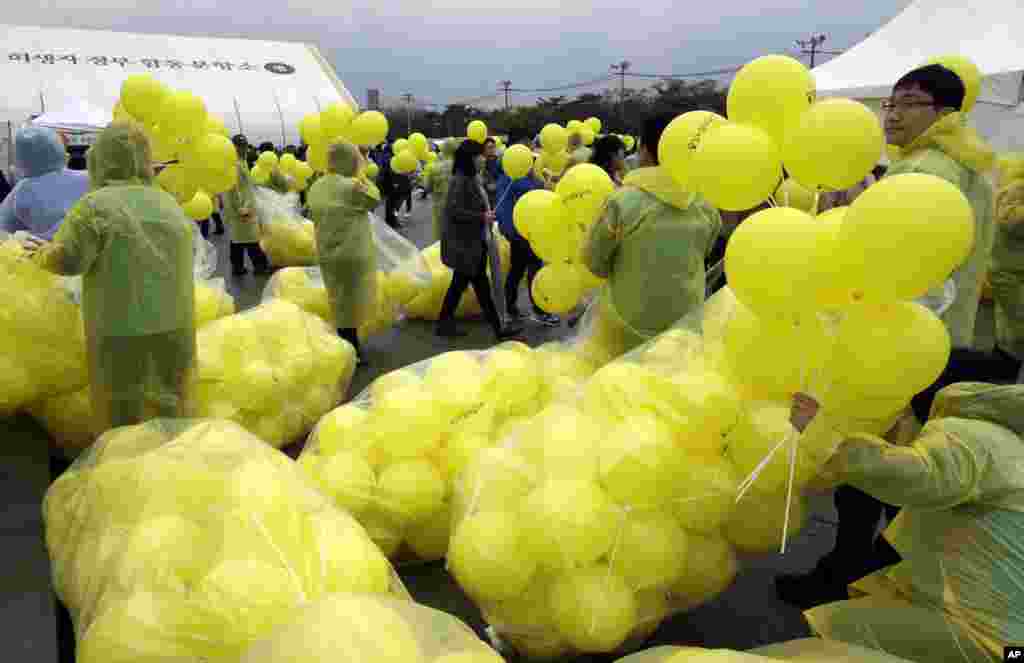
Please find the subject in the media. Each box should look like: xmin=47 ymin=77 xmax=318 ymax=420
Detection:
xmin=0 ymin=23 xmax=357 ymax=146
xmin=813 ymin=0 xmax=1024 ymax=105
xmin=32 ymin=99 xmax=111 ymax=132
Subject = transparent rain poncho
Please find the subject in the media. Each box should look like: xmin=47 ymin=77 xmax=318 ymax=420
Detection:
xmin=33 ymin=121 xmax=196 ymax=432
xmin=222 ymin=159 xmax=261 ymax=244
xmin=885 ymin=112 xmax=996 ymax=349
xmin=803 ymin=383 xmax=1024 ymax=663
xmin=425 ymin=139 xmax=459 ymax=243
xmin=990 ymin=164 xmax=1024 ymax=360
xmin=307 ymin=141 xmax=382 ymax=330
xmin=580 ymin=166 xmax=722 ymax=357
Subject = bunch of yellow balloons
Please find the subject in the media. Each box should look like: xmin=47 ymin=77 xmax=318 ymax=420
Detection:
xmin=190 ymin=300 xmax=357 ymax=448
xmin=299 ymin=102 xmax=389 ymax=173
xmin=119 ymin=74 xmax=238 ymax=202
xmin=44 ymin=419 xmax=402 ymax=663
xmin=404 ymin=241 xmax=513 ymax=320
xmin=509 ymin=165 xmax=611 ymax=314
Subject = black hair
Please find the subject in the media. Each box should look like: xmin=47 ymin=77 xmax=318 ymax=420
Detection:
xmin=507 ymin=127 xmax=531 ymax=146
xmin=590 ymin=134 xmax=625 ymax=178
xmin=284 ymin=145 xmax=298 ymax=155
xmin=894 ymin=64 xmax=966 ymax=111
xmin=640 ymin=113 xmax=676 ymax=165
xmin=452 ymin=139 xmax=484 ymax=177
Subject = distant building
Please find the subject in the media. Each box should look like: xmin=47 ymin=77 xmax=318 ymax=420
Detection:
xmin=367 ymin=89 xmax=380 ymax=110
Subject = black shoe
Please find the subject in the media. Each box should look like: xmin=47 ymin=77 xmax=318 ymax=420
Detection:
xmin=232 ymin=267 xmax=248 ymax=276
xmin=213 ymin=227 xmax=225 ymax=235
xmin=435 ymin=324 xmax=467 ymax=338
xmin=254 ymin=266 xmax=274 ymax=276
xmin=496 ymin=324 xmax=525 ymax=341
xmin=506 ymin=308 xmax=524 ymax=321
xmin=775 ymin=569 xmax=850 ymax=610
xmin=357 ymin=355 xmax=369 ymax=367
xmin=567 ymin=312 xmax=583 ymax=328
xmin=531 ymin=311 xmax=561 ymax=327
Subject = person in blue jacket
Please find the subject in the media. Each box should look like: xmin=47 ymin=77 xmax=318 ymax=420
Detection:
xmin=1 ymin=127 xmax=89 ymax=239
xmin=496 ymin=128 xmax=560 ymax=326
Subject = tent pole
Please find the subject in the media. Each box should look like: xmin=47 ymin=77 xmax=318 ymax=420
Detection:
xmin=313 ymin=97 xmax=322 ymax=112
xmin=232 ymin=98 xmax=245 ymax=137
xmin=39 ymin=92 xmax=45 ymax=114
xmin=272 ymin=92 xmax=287 ymax=148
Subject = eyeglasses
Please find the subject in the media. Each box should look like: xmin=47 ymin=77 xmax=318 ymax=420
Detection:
xmin=881 ymin=100 xmax=937 ymax=112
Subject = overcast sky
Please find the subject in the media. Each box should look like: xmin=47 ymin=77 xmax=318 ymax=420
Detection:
xmin=10 ymin=1 xmax=910 ymax=106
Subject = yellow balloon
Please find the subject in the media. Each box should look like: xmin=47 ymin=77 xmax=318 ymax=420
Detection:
xmin=364 ymin=162 xmax=379 ymax=179
xmin=321 ymin=102 xmax=355 ymax=140
xmin=426 ymin=151 xmax=437 ymax=163
xmin=555 ymin=163 xmax=615 ymax=228
xmin=257 ymin=151 xmax=279 ymax=170
xmin=926 ymin=55 xmax=982 ymax=113
xmin=300 ymin=113 xmax=323 ymax=145
xmin=659 ymin=111 xmax=728 ymax=188
xmin=409 ymin=132 xmax=429 ymax=156
xmin=501 ymin=145 xmax=534 ymax=180
xmin=163 ymin=91 xmax=207 ymax=139
xmin=202 ymin=163 xmax=238 ymax=196
xmin=727 ymin=54 xmax=815 ymax=148
xmin=393 ymin=138 xmax=409 ymax=155
xmin=251 ymin=165 xmax=270 ymax=185
xmin=120 ymin=73 xmax=169 ymax=124
xmin=825 ymin=301 xmax=951 ymax=401
xmin=725 ymin=207 xmax=833 ymax=314
xmin=774 ymin=178 xmax=815 ymax=212
xmin=112 ymin=101 xmax=133 ymax=123
xmin=279 ymin=153 xmax=298 ymax=174
xmin=547 ymin=150 xmax=570 ymax=175
xmin=204 ymin=115 xmax=229 ymax=137
xmin=584 ymin=117 xmax=602 ymax=134
xmin=512 ymin=189 xmax=557 ymax=239
xmin=182 ymin=191 xmax=214 ymax=220
xmin=783 ymin=98 xmax=884 ymax=192
xmin=394 ymin=150 xmax=418 ymax=174
xmin=623 ymin=135 xmax=635 ymax=151
xmin=532 ymin=263 xmax=585 ymax=314
xmin=348 ymin=111 xmax=389 ymax=147
xmin=308 ymin=142 xmax=328 ymax=173
xmin=579 ymin=126 xmax=595 ymax=146
xmin=838 ymin=173 xmax=974 ymax=303
xmin=191 ymin=133 xmax=237 ymax=173
xmin=531 ymin=206 xmax=584 ymax=265
xmin=156 ymin=164 xmax=197 ymax=204
xmin=148 ymin=124 xmax=179 ymax=163
xmin=690 ymin=123 xmax=782 ymax=211
xmin=467 ymin=120 xmax=488 ymax=143
xmin=567 ymin=119 xmax=584 ymax=134
xmin=541 ymin=123 xmax=568 ymax=153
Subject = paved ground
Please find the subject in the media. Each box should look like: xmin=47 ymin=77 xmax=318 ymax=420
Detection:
xmin=1 ymin=192 xmax=998 ymax=661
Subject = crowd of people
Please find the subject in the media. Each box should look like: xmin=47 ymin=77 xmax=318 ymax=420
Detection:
xmin=2 ymin=59 xmax=1024 ymax=662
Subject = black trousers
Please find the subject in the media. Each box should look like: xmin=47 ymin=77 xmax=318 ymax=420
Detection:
xmin=230 ymin=242 xmax=270 ymax=272
xmin=439 ymin=254 xmax=502 ymax=333
xmin=819 ymin=485 xmax=902 ymax=586
xmin=504 ymin=235 xmax=544 ymax=315
xmin=197 ymin=214 xmax=225 ymax=240
xmin=385 ymin=194 xmax=401 ymax=227
xmin=402 ymin=191 xmax=413 ymax=213
xmin=338 ymin=327 xmax=361 ymax=355
xmin=911 ymin=347 xmax=1022 ymax=422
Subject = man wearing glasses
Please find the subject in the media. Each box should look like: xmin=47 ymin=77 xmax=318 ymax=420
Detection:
xmin=778 ymin=63 xmax=996 ymax=611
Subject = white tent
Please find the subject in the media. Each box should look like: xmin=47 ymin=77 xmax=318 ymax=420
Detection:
xmin=32 ymin=99 xmax=111 ymax=132
xmin=812 ymin=0 xmax=1024 ymax=152
xmin=0 ymin=23 xmax=358 ymax=166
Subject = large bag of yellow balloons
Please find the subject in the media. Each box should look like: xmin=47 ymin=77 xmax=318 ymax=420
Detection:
xmin=28 ymin=277 xmax=236 ymax=455
xmin=405 ymin=236 xmax=512 ymax=320
xmin=190 ymin=300 xmax=357 ymax=448
xmin=614 ymin=639 xmax=916 ymax=662
xmin=43 ymin=419 xmax=406 ymax=663
xmin=261 ymin=214 xmax=430 ymax=339
xmin=0 ymin=234 xmax=88 ymax=414
xmin=254 ymin=187 xmax=318 ymax=267
xmin=240 ymin=593 xmax=504 ymax=663
xmin=298 ymin=341 xmax=599 ymax=565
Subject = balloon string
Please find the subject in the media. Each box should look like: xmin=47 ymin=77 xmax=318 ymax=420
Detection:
xmin=812 ymin=190 xmax=821 ymax=216
xmin=493 ymin=184 xmax=514 ymax=213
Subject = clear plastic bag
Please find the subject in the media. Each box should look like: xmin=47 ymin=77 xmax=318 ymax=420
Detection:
xmin=30 ymin=277 xmax=236 ymax=455
xmin=254 ymin=187 xmax=317 ymax=267
xmin=43 ymin=419 xmax=407 ymax=663
xmin=189 ymin=300 xmax=357 ymax=448
xmin=261 ymin=216 xmax=429 ymax=340
xmin=0 ymin=233 xmax=88 ymax=414
xmin=298 ymin=341 xmax=562 ymax=565
xmin=240 ymin=593 xmax=503 ymax=663
xmin=193 ymin=231 xmax=218 ymax=281
xmin=613 ymin=639 xmax=918 ymax=662
xmin=404 ymin=237 xmax=512 ymax=321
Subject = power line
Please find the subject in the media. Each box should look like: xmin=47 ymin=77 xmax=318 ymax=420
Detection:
xmin=795 ymin=33 xmax=828 ymax=68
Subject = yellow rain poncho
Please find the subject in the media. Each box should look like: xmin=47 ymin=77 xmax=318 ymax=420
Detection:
xmin=805 ymin=383 xmax=1024 ymax=663
xmin=989 ymin=161 xmax=1024 ymax=360
xmin=581 ymin=166 xmax=721 ymax=355
xmin=425 ymin=139 xmax=459 ymax=243
xmin=307 ymin=141 xmax=381 ymax=330
xmin=222 ymin=160 xmax=261 ymax=244
xmin=886 ymin=113 xmax=996 ymax=349
xmin=33 ymin=122 xmax=196 ymax=431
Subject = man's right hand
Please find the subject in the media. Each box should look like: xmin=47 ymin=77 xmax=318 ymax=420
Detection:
xmin=483 ymin=211 xmax=496 ymax=224
xmin=239 ymin=208 xmax=254 ymax=223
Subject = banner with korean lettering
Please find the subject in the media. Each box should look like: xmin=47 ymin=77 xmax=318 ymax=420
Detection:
xmin=0 ymin=23 xmax=358 ymax=146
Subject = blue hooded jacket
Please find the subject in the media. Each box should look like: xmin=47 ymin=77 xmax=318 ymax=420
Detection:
xmin=496 ymin=170 xmax=544 ymax=242
xmin=0 ymin=127 xmax=89 ymax=239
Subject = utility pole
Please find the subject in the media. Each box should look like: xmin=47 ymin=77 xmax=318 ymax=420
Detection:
xmin=610 ymin=61 xmax=631 ymax=128
xmin=401 ymin=93 xmax=414 ymax=135
xmin=499 ymin=80 xmax=512 ymax=111
xmin=795 ymin=34 xmax=827 ymax=68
